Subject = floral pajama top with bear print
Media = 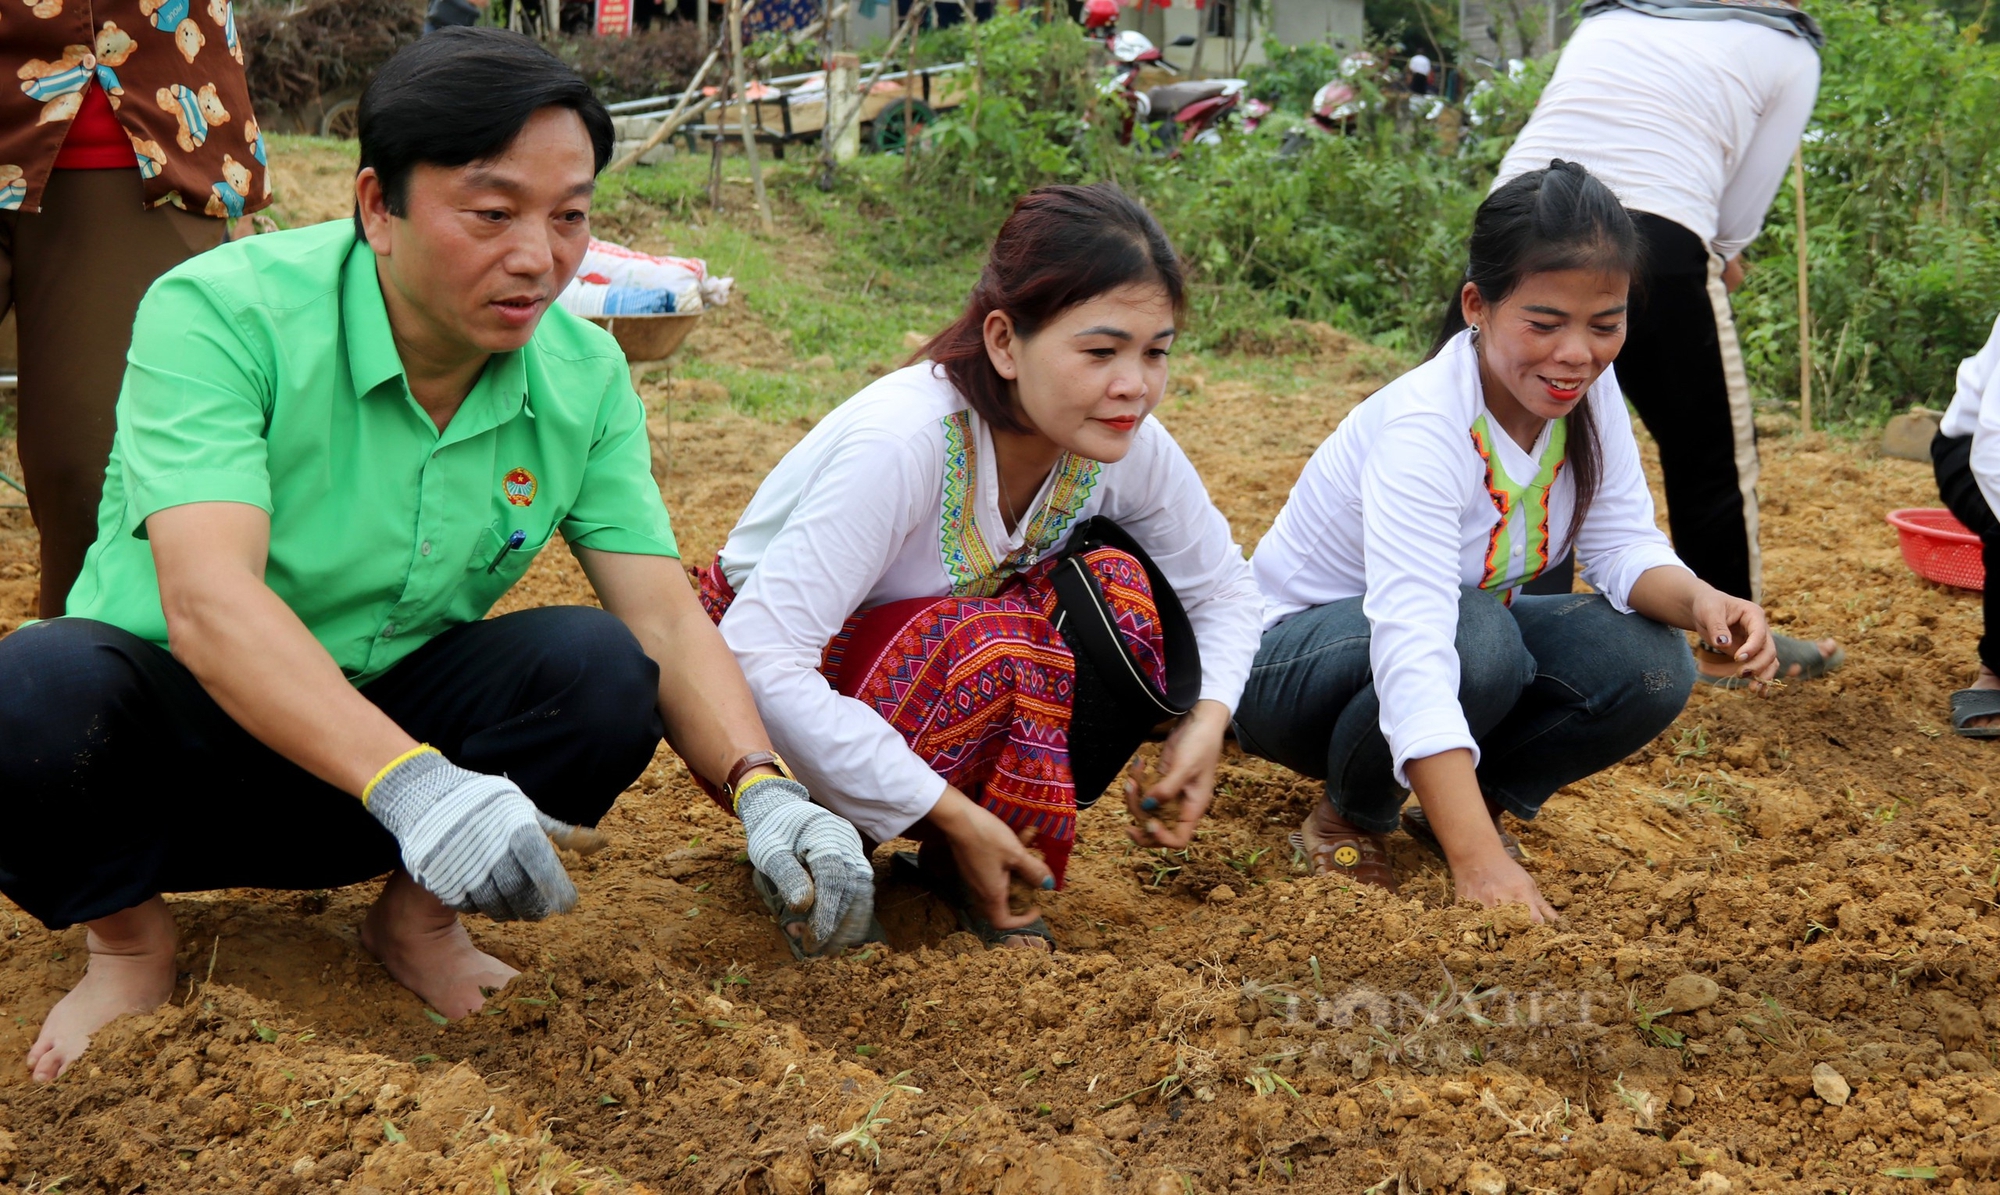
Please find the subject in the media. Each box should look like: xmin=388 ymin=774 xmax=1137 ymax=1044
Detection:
xmin=0 ymin=0 xmax=268 ymax=218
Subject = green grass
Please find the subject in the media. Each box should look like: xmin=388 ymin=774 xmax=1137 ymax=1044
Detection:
xmin=600 ymin=155 xmax=982 ymax=418
xmin=255 ymin=141 xmax=1347 ymax=423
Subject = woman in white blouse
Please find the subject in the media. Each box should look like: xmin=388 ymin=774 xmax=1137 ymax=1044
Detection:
xmin=696 ymin=183 xmax=1262 ymax=950
xmin=1237 ymin=161 xmax=1780 ymax=919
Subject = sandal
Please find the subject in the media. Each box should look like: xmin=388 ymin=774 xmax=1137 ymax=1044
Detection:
xmin=1951 ymin=688 xmax=2000 ymax=739
xmin=1289 ymin=804 xmax=1397 ymax=893
xmin=1401 ymin=801 xmax=1524 ymax=862
xmin=751 ymin=869 xmax=887 ymax=961
xmin=1697 ymin=633 xmax=1845 ymax=689
xmin=890 ymin=851 xmax=1057 ymax=951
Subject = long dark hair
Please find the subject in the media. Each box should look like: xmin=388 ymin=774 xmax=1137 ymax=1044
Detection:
xmin=1432 ymin=159 xmax=1642 ymax=540
xmin=914 ymin=182 xmax=1186 ymax=434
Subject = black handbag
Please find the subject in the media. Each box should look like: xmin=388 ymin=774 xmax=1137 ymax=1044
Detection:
xmin=1047 ymin=516 xmax=1203 ymax=807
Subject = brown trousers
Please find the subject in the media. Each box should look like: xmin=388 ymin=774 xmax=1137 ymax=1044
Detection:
xmin=0 ymin=170 xmax=224 ymax=617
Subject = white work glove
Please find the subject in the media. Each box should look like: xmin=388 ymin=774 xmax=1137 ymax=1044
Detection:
xmin=738 ymin=778 xmax=874 ymax=954
xmin=367 ymin=747 xmax=593 ymax=921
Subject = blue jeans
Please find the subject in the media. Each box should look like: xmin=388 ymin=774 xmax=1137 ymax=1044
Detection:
xmin=1233 ymin=589 xmax=1695 ymax=834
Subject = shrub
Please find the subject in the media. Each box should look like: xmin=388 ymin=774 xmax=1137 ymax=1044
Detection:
xmin=821 ymin=0 xmax=2000 ymax=415
xmin=550 ymin=21 xmax=709 ymax=104
xmin=240 ymin=0 xmax=424 ymax=113
xmin=1734 ymin=0 xmax=2000 ymax=420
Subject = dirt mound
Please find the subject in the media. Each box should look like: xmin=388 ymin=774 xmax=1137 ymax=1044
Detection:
xmin=10 ymin=420 xmax=2000 ymax=1192
xmin=11 ymin=215 xmax=2000 ymax=1189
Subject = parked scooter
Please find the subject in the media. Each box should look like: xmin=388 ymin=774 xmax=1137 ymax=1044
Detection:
xmin=1102 ymin=31 xmax=1253 ymax=152
xmin=1278 ymin=51 xmax=1375 ymax=157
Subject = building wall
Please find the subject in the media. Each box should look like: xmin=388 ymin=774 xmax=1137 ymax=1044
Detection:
xmin=1459 ymin=0 xmax=1573 ymax=65
xmin=839 ymin=0 xmax=1365 ymax=73
xmin=1122 ymin=0 xmax=1364 ymax=71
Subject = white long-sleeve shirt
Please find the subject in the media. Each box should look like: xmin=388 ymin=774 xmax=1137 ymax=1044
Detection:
xmin=715 ymin=363 xmax=1263 ymax=843
xmin=1941 ymin=314 xmax=2000 ymax=517
xmin=1494 ymin=9 xmax=1820 ymax=260
xmin=1251 ymin=330 xmax=1689 ymax=784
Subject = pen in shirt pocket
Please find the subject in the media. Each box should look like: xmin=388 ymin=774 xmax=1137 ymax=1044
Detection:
xmin=486 ymin=529 xmax=527 ymax=574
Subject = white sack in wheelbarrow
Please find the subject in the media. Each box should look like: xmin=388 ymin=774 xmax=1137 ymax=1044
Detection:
xmin=572 ymin=238 xmax=734 ymax=312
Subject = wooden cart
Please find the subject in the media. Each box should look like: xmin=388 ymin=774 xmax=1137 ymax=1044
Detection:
xmin=606 ymin=60 xmax=969 ymax=158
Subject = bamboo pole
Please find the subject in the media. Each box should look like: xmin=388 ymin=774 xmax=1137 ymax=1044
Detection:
xmin=1793 ymin=145 xmax=1812 ymax=433
xmin=607 ymin=0 xmax=832 ymax=174
xmin=1190 ymin=1 xmax=1208 ymax=76
xmin=608 ymin=44 xmax=725 ymax=172
xmin=816 ymin=0 xmax=930 ymax=186
xmin=729 ymin=0 xmax=775 ymax=234
xmin=901 ymin=0 xmax=925 ymax=174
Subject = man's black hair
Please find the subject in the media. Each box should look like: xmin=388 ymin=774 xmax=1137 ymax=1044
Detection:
xmin=355 ymin=27 xmax=613 ymax=233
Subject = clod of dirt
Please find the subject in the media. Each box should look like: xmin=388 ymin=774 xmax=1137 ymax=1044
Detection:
xmin=1934 ymin=991 xmax=1987 ymax=1052
xmin=1462 ymin=1159 xmax=1508 ymax=1194
xmin=1093 ymin=1102 xmax=1143 ymax=1142
xmin=1694 ymin=1173 xmax=1734 ymax=1195
xmin=0 ymin=1126 xmax=15 ymax=1181
xmin=1662 ymin=972 xmax=1720 ymax=1013
xmin=1810 ymin=1061 xmax=1851 ymax=1106
xmin=1208 ymin=884 xmax=1238 ymax=903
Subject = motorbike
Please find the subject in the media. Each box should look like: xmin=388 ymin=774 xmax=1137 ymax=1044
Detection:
xmin=1102 ymin=31 xmax=1255 ymax=152
xmin=1278 ymin=51 xmax=1376 ymax=157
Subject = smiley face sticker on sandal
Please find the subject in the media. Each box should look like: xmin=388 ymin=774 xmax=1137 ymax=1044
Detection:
xmin=1333 ymin=845 xmax=1360 ymax=868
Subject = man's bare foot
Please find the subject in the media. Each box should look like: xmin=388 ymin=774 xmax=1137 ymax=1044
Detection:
xmin=1962 ymin=665 xmax=2000 ymax=731
xmin=360 ymin=870 xmax=519 ymax=1019
xmin=26 ymin=896 xmax=178 ymax=1082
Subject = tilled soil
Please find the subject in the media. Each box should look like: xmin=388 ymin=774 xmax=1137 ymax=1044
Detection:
xmin=4 ymin=341 xmax=2000 ymax=1193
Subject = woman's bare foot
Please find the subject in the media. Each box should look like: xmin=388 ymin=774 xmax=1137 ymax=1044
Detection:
xmin=359 ymin=870 xmax=519 ymax=1019
xmin=26 ymin=896 xmax=178 ymax=1082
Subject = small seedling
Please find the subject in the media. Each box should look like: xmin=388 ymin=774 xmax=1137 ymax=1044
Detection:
xmin=819 ymin=1070 xmax=922 ymax=1165
xmin=1244 ymin=1066 xmax=1301 ymax=1100
xmin=1633 ymin=1000 xmax=1685 ymax=1050
xmin=1227 ymin=846 xmax=1271 ymax=875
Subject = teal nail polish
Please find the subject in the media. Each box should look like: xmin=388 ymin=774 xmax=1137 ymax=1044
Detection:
xmin=1140 ymin=797 xmax=1159 ymax=812
xmin=1041 ymin=876 xmax=1056 ymax=890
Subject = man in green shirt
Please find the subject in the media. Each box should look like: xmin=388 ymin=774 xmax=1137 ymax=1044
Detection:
xmin=0 ymin=29 xmax=875 ymax=1083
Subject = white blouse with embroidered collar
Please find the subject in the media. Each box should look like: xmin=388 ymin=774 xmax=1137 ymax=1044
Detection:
xmin=713 ymin=362 xmax=1262 ymax=844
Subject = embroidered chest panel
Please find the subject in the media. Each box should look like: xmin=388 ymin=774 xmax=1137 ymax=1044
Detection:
xmin=1468 ymin=413 xmax=1567 ymax=604
xmin=938 ymin=410 xmax=1101 ymax=597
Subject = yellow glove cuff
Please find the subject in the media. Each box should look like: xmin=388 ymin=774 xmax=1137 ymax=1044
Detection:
xmin=733 ymin=772 xmax=793 ymax=811
xmin=362 ymin=744 xmax=440 ymax=808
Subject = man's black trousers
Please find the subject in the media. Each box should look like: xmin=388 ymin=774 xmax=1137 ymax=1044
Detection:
xmin=0 ymin=607 xmax=664 ymax=930
xmin=1933 ymin=430 xmax=2000 ymax=675
xmin=1616 ymin=212 xmax=1765 ymax=603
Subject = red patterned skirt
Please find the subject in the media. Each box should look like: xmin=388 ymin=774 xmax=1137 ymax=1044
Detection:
xmin=693 ymin=549 xmax=1167 ymax=886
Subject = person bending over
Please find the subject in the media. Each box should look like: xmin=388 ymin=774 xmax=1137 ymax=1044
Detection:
xmin=0 ymin=29 xmax=869 ymax=1083
xmin=695 ymin=183 xmax=1263 ymax=950
xmin=1932 ymin=315 xmax=2000 ymax=737
xmin=1492 ymin=0 xmax=1841 ymax=684
xmin=1235 ymin=162 xmax=1780 ymax=916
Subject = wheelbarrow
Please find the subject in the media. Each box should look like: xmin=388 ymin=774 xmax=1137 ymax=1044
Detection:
xmin=584 ymin=310 xmax=703 ymax=372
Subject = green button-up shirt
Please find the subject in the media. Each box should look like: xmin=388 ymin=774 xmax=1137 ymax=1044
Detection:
xmin=65 ymin=219 xmax=678 ymax=684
